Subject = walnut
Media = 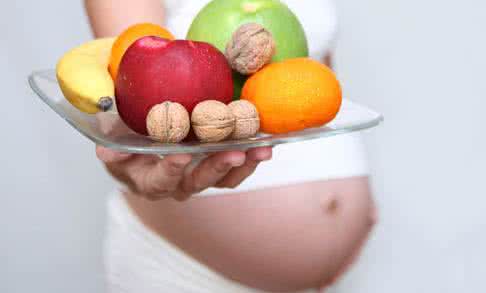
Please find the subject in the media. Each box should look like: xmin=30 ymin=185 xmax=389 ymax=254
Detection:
xmin=146 ymin=102 xmax=190 ymax=143
xmin=228 ymin=100 xmax=260 ymax=139
xmin=225 ymin=23 xmax=276 ymax=75
xmin=191 ymin=100 xmax=235 ymax=142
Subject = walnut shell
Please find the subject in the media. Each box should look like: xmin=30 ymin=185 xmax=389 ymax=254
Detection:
xmin=225 ymin=23 xmax=276 ymax=75
xmin=146 ymin=102 xmax=190 ymax=143
xmin=191 ymin=100 xmax=235 ymax=142
xmin=229 ymin=100 xmax=260 ymax=139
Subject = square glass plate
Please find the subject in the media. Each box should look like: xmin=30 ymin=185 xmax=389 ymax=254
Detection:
xmin=29 ymin=70 xmax=383 ymax=155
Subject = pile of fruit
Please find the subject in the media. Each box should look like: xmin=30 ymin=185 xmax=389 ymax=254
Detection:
xmin=56 ymin=0 xmax=342 ymax=143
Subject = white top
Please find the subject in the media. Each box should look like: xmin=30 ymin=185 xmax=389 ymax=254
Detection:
xmin=163 ymin=0 xmax=338 ymax=60
xmin=161 ymin=0 xmax=368 ymax=195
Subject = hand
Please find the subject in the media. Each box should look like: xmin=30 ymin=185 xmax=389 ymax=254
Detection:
xmin=95 ymin=111 xmax=272 ymax=201
xmin=96 ymin=146 xmax=272 ymax=201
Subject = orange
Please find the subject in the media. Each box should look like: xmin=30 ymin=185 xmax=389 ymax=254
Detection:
xmin=241 ymin=58 xmax=342 ymax=134
xmin=109 ymin=23 xmax=174 ymax=80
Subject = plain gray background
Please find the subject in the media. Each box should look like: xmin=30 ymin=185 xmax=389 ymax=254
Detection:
xmin=2 ymin=1 xmax=485 ymax=292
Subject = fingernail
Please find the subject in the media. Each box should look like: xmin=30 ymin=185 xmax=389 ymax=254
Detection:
xmin=259 ymin=154 xmax=272 ymax=162
xmin=169 ymin=161 xmax=187 ymax=169
xmin=166 ymin=161 xmax=188 ymax=175
xmin=231 ymin=157 xmax=246 ymax=167
xmin=257 ymin=151 xmax=272 ymax=162
xmin=215 ymin=162 xmax=233 ymax=173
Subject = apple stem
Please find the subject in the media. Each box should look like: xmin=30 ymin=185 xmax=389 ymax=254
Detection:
xmin=243 ymin=3 xmax=258 ymax=13
xmin=98 ymin=96 xmax=114 ymax=112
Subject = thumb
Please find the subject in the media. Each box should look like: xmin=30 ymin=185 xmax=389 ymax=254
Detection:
xmin=96 ymin=145 xmax=133 ymax=163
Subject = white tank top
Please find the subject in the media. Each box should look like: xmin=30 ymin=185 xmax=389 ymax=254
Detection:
xmin=163 ymin=0 xmax=338 ymax=61
xmin=161 ymin=0 xmax=369 ymax=194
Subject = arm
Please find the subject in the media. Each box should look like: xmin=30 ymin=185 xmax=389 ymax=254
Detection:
xmin=84 ymin=0 xmax=273 ymax=200
xmin=85 ymin=0 xmax=166 ymax=38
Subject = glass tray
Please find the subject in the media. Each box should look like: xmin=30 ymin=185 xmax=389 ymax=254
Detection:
xmin=28 ymin=70 xmax=383 ymax=155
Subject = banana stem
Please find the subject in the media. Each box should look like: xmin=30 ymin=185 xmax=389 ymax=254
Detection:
xmin=98 ymin=97 xmax=114 ymax=112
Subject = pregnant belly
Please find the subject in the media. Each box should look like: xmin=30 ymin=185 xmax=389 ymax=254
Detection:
xmin=125 ymin=176 xmax=376 ymax=292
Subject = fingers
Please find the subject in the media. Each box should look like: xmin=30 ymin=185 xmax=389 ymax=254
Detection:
xmin=247 ymin=146 xmax=273 ymax=161
xmin=216 ymin=147 xmax=273 ymax=188
xmin=181 ymin=151 xmax=246 ymax=198
xmin=96 ymin=146 xmax=133 ymax=163
xmin=158 ymin=154 xmax=194 ymax=192
xmin=125 ymin=154 xmax=193 ymax=199
xmin=97 ymin=145 xmax=272 ymax=201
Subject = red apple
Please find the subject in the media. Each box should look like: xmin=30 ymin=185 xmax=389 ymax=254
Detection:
xmin=115 ymin=36 xmax=234 ymax=135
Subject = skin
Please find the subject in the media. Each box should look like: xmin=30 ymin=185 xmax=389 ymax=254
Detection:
xmin=96 ymin=146 xmax=273 ymax=201
xmin=86 ymin=0 xmax=376 ymax=291
xmin=86 ymin=0 xmax=273 ymax=200
xmin=124 ymin=178 xmax=376 ymax=292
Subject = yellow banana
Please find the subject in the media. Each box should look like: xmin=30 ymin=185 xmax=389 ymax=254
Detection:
xmin=56 ymin=38 xmax=116 ymax=114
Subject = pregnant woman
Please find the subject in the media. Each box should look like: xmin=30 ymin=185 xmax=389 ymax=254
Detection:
xmin=85 ymin=0 xmax=376 ymax=292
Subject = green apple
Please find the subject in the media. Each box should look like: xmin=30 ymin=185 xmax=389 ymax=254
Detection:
xmin=187 ymin=0 xmax=309 ymax=98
